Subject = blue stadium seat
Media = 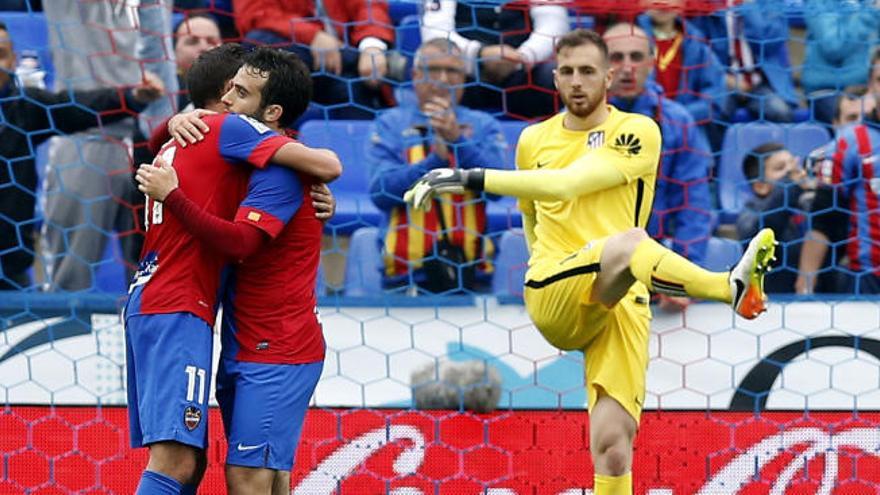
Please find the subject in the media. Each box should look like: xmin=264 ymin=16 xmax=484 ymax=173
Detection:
xmin=492 ymin=228 xmax=528 ymax=297
xmin=316 ymin=261 xmax=326 ymax=296
xmin=703 ymin=236 xmax=743 ymax=272
xmin=718 ymin=122 xmax=830 ymax=223
xmin=94 ymin=237 xmax=127 ymax=294
xmin=2 ymin=12 xmax=54 ymax=89
xmin=389 ymin=1 xmax=419 ymax=25
xmin=486 ymin=121 xmax=528 ymax=232
xmin=793 ymin=107 xmax=811 ymax=123
xmin=499 ymin=120 xmax=527 ymax=166
xmin=344 ymin=226 xmax=383 ymax=296
xmin=397 ymin=14 xmax=421 ymax=56
xmin=298 ymin=120 xmax=382 ymax=234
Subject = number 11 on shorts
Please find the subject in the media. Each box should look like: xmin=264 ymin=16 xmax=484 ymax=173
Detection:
xmin=185 ymin=365 xmax=206 ymax=404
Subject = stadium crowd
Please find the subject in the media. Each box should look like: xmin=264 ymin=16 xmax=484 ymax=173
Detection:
xmin=1 ymin=0 xmax=880 ymax=297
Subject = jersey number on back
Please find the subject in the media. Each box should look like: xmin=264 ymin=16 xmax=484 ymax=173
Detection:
xmin=144 ymin=146 xmax=177 ymax=231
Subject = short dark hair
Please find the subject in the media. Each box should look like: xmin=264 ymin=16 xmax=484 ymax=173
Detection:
xmin=835 ymin=84 xmax=870 ymax=120
xmin=743 ymin=142 xmax=786 ymax=181
xmin=186 ymin=43 xmax=246 ymax=108
xmin=242 ymin=47 xmax=312 ymax=128
xmin=555 ymin=28 xmax=609 ymax=62
xmin=0 ymin=21 xmax=7 ymax=33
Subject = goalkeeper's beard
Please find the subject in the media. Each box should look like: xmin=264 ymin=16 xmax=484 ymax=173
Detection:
xmin=560 ymin=89 xmax=604 ymax=119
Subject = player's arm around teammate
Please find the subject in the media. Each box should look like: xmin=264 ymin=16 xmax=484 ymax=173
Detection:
xmin=165 ymin=108 xmax=342 ymax=183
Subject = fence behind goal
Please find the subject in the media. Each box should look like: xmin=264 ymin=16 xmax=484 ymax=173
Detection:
xmin=2 ymin=1 xmax=880 ymax=494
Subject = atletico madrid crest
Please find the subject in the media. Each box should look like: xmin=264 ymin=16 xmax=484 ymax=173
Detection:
xmin=587 ymin=131 xmax=604 ymax=149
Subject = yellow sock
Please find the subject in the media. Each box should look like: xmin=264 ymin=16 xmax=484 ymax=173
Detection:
xmin=595 ymin=472 xmax=632 ymax=495
xmin=629 ymin=238 xmax=731 ymax=302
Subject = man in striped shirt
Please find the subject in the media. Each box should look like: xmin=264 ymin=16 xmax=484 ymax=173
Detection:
xmin=797 ymin=115 xmax=880 ymax=294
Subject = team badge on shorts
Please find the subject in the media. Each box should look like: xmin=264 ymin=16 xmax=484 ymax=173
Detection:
xmin=183 ymin=406 xmax=202 ymax=431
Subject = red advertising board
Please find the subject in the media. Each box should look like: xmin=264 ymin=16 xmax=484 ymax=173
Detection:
xmin=3 ymin=407 xmax=880 ymax=494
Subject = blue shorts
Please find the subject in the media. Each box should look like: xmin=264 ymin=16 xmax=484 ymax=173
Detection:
xmin=124 ymin=312 xmax=214 ymax=449
xmin=216 ymin=357 xmax=323 ymax=471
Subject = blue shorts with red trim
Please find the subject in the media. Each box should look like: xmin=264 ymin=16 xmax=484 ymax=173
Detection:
xmin=216 ymin=357 xmax=323 ymax=470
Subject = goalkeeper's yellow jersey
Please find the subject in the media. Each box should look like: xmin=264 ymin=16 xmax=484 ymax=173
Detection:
xmin=515 ymin=106 xmax=662 ymax=266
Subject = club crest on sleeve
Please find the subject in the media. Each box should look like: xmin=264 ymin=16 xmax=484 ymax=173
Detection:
xmin=613 ymin=133 xmax=641 ymax=156
xmin=184 ymin=406 xmax=202 ymax=431
xmin=247 ymin=211 xmax=262 ymax=222
xmin=587 ymin=130 xmax=605 ymax=149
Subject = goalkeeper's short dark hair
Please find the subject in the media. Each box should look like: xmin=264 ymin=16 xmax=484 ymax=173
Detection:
xmin=743 ymin=142 xmax=786 ymax=182
xmin=187 ymin=43 xmax=246 ymax=109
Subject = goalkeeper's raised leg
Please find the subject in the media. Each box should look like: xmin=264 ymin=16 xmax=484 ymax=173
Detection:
xmin=407 ymin=167 xmax=777 ymax=318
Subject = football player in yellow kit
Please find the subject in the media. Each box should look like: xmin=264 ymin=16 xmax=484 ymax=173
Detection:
xmin=405 ymin=29 xmax=775 ymax=495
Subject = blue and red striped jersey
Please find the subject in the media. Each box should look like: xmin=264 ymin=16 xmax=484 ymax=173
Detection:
xmin=221 ymin=166 xmax=325 ymax=364
xmin=815 ymin=123 xmax=880 ymax=275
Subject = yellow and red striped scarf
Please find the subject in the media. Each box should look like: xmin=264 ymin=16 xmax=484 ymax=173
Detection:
xmin=383 ymin=140 xmax=494 ymax=276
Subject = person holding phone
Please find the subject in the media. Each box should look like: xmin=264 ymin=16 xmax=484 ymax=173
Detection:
xmin=737 ymin=142 xmax=816 ymax=293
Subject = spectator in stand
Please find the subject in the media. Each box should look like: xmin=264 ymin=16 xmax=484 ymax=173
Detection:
xmin=174 ymin=1 xmax=237 ymax=38
xmin=832 ymin=85 xmax=876 ymax=130
xmin=801 ymin=0 xmax=880 ymax=124
xmin=129 ymin=13 xmax=222 ymax=265
xmin=635 ymin=5 xmax=725 ymax=129
xmin=737 ymin=143 xmax=816 ymax=293
xmin=233 ymin=0 xmax=395 ymax=119
xmin=797 ymin=110 xmax=880 ymax=295
xmin=603 ymin=23 xmax=714 ymax=312
xmin=691 ymin=0 xmax=798 ymax=123
xmin=421 ymin=0 xmax=569 ymax=120
xmin=40 ymin=0 xmax=175 ymax=291
xmin=0 ymin=21 xmax=163 ymax=290
xmin=174 ymin=14 xmax=222 ymax=110
xmin=367 ymin=39 xmax=506 ymax=294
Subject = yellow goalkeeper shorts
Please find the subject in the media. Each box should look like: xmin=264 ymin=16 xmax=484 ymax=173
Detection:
xmin=523 ymin=237 xmax=651 ymax=421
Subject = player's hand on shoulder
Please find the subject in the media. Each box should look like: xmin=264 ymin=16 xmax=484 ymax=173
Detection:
xmin=311 ymin=183 xmax=336 ymax=221
xmin=136 ymin=156 xmax=179 ymax=201
xmin=169 ymin=109 xmax=216 ymax=147
xmin=404 ymin=168 xmax=484 ymax=211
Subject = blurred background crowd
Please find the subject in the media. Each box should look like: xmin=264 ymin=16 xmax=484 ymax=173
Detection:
xmin=2 ymin=0 xmax=880 ymax=305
